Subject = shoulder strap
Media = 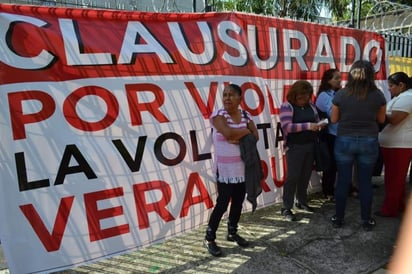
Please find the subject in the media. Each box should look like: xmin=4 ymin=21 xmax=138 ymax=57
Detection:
xmin=242 ymin=110 xmax=248 ymax=119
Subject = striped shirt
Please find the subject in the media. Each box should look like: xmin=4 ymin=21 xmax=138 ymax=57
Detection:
xmin=279 ymin=101 xmax=320 ymax=148
xmin=211 ymin=108 xmax=251 ymax=183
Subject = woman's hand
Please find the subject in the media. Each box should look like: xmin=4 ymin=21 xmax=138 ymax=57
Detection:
xmin=310 ymin=123 xmax=321 ymax=131
xmin=318 ymin=124 xmax=327 ymax=131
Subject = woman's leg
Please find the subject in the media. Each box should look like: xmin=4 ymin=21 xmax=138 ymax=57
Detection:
xmin=334 ymin=136 xmax=355 ymax=220
xmin=380 ymin=147 xmax=411 ymax=216
xmin=282 ymin=144 xmax=304 ymax=210
xmin=322 ymin=134 xmax=337 ymax=197
xmin=227 ymin=182 xmax=246 ymax=235
xmin=295 ymin=143 xmax=315 ymax=205
xmin=206 ymin=182 xmax=232 ymax=241
xmin=356 ymin=138 xmax=379 ymax=222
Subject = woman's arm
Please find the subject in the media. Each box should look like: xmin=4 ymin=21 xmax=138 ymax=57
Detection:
xmin=315 ymin=92 xmax=332 ymax=115
xmin=212 ymin=115 xmax=250 ymax=140
xmin=387 ymin=110 xmax=409 ymax=125
xmin=376 ymin=104 xmax=387 ymax=124
xmin=279 ymin=103 xmax=318 ymax=133
xmin=330 ymin=104 xmax=339 ymax=123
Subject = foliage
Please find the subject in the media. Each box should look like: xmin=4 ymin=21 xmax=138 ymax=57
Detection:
xmin=212 ymin=0 xmax=410 ymax=23
xmin=214 ymin=0 xmax=323 ymax=21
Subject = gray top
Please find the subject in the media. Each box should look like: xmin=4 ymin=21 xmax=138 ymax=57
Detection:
xmin=332 ymin=88 xmax=386 ymax=137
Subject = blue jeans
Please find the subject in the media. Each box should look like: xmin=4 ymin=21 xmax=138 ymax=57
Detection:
xmin=334 ymin=136 xmax=379 ymax=221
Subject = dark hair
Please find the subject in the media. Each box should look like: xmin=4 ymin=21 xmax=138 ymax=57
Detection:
xmin=317 ymin=68 xmax=340 ymax=96
xmin=388 ymin=72 xmax=412 ymax=89
xmin=345 ymin=60 xmax=379 ymax=100
xmin=227 ymin=83 xmax=242 ymax=96
xmin=286 ymin=80 xmax=313 ymax=104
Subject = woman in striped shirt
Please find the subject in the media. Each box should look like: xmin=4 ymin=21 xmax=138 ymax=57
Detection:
xmin=204 ymin=83 xmax=258 ymax=257
xmin=279 ymin=80 xmax=324 ymax=221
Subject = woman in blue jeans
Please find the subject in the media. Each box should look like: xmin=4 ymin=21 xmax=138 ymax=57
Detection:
xmin=330 ymin=60 xmax=386 ymax=231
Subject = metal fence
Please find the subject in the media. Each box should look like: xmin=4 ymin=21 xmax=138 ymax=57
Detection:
xmin=382 ymin=32 xmax=412 ymax=58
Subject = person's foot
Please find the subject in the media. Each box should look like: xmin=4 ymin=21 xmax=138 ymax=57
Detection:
xmin=331 ymin=215 xmax=343 ymax=228
xmin=227 ymin=234 xmax=249 ymax=247
xmin=327 ymin=195 xmax=335 ymax=203
xmin=204 ymin=239 xmax=222 ymax=257
xmin=362 ymin=218 xmax=376 ymax=232
xmin=281 ymin=208 xmax=297 ymax=221
xmin=295 ymin=202 xmax=314 ymax=212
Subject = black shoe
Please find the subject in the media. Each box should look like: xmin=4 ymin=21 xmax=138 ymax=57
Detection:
xmin=227 ymin=234 xmax=249 ymax=247
xmin=331 ymin=215 xmax=343 ymax=228
xmin=204 ymin=239 xmax=222 ymax=257
xmin=325 ymin=195 xmax=335 ymax=203
xmin=281 ymin=208 xmax=297 ymax=221
xmin=362 ymin=218 xmax=376 ymax=232
xmin=295 ymin=202 xmax=314 ymax=212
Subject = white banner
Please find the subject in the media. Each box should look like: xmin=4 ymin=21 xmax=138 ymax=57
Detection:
xmin=0 ymin=4 xmax=387 ymax=273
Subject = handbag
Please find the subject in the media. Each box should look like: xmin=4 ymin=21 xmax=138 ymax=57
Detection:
xmin=314 ymin=138 xmax=330 ymax=172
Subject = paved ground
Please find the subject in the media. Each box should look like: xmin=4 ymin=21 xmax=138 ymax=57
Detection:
xmin=0 ymin=175 xmax=406 ymax=273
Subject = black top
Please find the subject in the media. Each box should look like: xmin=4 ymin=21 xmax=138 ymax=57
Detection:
xmin=287 ymin=104 xmax=317 ymax=145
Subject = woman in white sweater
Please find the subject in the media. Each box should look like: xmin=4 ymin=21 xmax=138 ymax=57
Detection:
xmin=377 ymin=72 xmax=412 ymax=217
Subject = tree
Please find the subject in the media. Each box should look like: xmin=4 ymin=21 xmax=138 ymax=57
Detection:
xmin=213 ymin=0 xmax=410 ymax=23
xmin=214 ymin=0 xmax=325 ymax=21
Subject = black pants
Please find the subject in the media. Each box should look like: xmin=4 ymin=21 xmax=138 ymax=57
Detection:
xmin=205 ymin=182 xmax=246 ymax=241
xmin=373 ymin=149 xmax=384 ymax=176
xmin=322 ymin=133 xmax=337 ymax=196
xmin=282 ymin=142 xmax=314 ymax=209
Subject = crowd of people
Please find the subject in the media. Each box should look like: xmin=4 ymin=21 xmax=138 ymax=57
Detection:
xmin=204 ymin=60 xmax=412 ymax=257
